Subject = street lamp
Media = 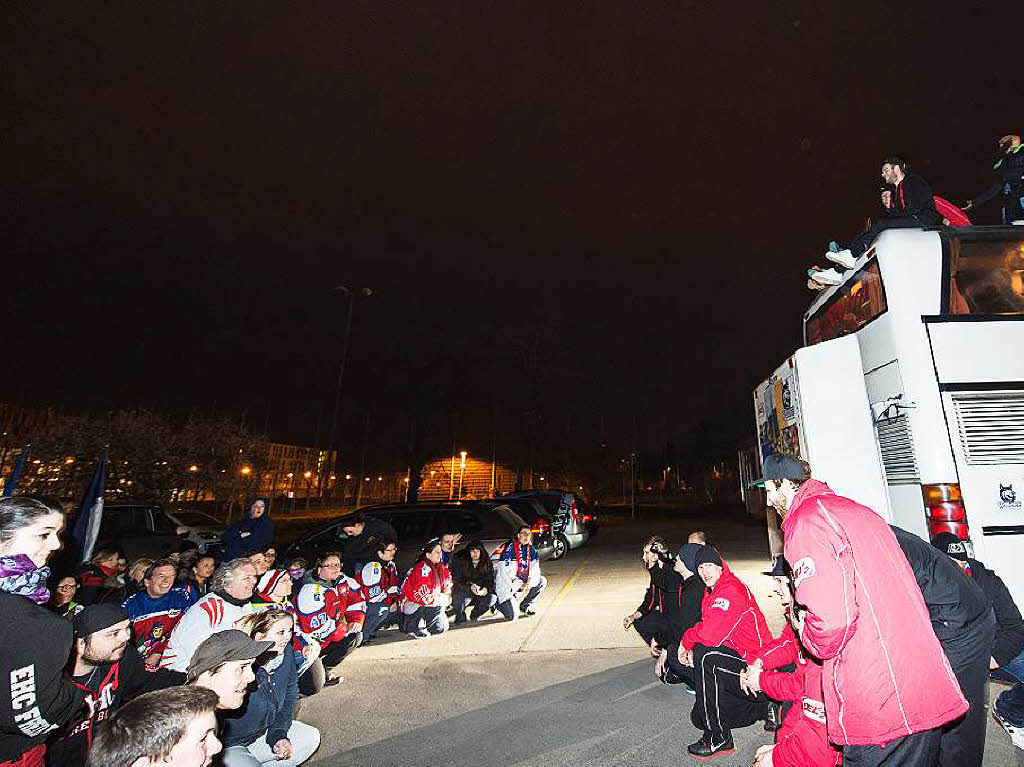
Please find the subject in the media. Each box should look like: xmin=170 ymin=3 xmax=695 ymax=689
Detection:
xmin=458 ymin=451 xmax=467 ymax=499
xmin=325 ymin=285 xmax=373 ymax=506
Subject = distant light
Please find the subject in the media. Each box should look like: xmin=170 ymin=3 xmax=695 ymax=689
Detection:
xmin=377 ymin=476 xmax=383 ymax=481
xmin=304 ymin=471 xmax=312 ymax=479
xmin=65 ymin=457 xmax=75 ymax=464
xmin=241 ymin=466 xmax=251 ymax=475
xmin=189 ymin=464 xmax=198 ymax=472
xmin=403 ymin=477 xmax=409 ymax=483
xmin=345 ymin=474 xmax=351 ymax=480
xmin=287 ymin=472 xmax=294 ymax=478
xmin=329 ymin=474 xmax=336 ymax=480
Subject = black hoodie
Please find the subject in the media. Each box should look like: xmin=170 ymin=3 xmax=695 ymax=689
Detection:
xmin=0 ymin=592 xmax=84 ymax=762
xmin=647 ymin=563 xmax=703 ymax=640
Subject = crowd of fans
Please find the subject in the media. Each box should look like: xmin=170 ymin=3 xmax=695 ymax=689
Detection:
xmin=630 ymin=454 xmax=1024 ymax=764
xmin=0 ymin=496 xmax=549 ymax=767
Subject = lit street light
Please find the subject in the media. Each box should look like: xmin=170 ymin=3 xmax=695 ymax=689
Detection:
xmin=458 ymin=451 xmax=468 ymax=499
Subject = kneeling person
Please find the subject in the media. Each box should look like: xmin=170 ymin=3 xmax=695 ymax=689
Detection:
xmin=494 ymin=525 xmax=547 ymax=620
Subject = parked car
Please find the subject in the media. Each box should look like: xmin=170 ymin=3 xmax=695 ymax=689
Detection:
xmin=92 ymin=504 xmax=198 ymax=563
xmin=478 ymin=497 xmax=567 ymax=558
xmin=282 ymin=501 xmax=553 ymax=575
xmin=501 ymin=490 xmax=592 ymax=558
xmin=164 ymin=508 xmax=226 ymax=555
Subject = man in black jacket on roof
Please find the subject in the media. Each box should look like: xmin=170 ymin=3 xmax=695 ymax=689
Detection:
xmin=892 ymin=526 xmax=995 ymax=767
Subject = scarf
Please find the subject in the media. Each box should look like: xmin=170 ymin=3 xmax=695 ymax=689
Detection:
xmin=0 ymin=554 xmax=51 ymax=604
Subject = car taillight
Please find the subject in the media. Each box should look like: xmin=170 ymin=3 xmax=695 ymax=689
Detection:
xmin=531 ymin=519 xmax=550 ymax=535
xmin=922 ymin=483 xmax=969 ymax=541
xmin=583 ymin=514 xmax=592 ymax=523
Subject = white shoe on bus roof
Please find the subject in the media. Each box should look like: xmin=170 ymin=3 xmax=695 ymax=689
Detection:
xmin=826 ymin=248 xmax=856 ymax=270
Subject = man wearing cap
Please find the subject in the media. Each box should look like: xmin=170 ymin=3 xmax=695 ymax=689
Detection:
xmin=187 ymin=629 xmax=272 ymax=711
xmin=758 ymin=452 xmax=968 ymax=765
xmin=47 ymin=605 xmax=179 ymax=766
xmin=890 ymin=525 xmax=994 ymax=766
xmin=623 ymin=537 xmax=676 ymax=652
xmin=933 ymin=531 xmax=1024 ymax=751
xmin=679 ymin=546 xmax=774 ymax=758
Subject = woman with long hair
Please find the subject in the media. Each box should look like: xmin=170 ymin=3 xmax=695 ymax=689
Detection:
xmin=450 ymin=540 xmax=496 ymax=624
xmin=0 ymin=496 xmax=85 ymax=767
xmin=400 ymin=539 xmax=450 ymax=638
xmin=220 ymin=610 xmax=321 ymax=766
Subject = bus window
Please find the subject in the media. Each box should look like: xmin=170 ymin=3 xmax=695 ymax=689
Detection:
xmin=806 ymin=260 xmax=887 ymax=345
xmin=949 ymin=235 xmax=1024 ymax=315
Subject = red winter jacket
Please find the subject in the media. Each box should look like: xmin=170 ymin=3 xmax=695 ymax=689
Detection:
xmin=681 ymin=562 xmax=770 ymax=662
xmin=762 ymin=657 xmax=842 ymax=766
xmin=782 ymin=480 xmax=967 ymax=746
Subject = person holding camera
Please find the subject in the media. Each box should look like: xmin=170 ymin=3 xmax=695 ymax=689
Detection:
xmin=623 ymin=537 xmax=676 ymax=653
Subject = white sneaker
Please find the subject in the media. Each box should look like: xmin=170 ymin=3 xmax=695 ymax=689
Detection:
xmin=807 ymin=279 xmax=826 ymax=290
xmin=808 ymin=268 xmax=844 ymax=286
xmin=994 ymin=710 xmax=1024 ymax=750
xmin=826 ymin=248 xmax=856 ymax=270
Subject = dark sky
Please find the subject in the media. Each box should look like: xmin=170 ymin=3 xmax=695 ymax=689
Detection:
xmin=3 ymin=3 xmax=1019 ymax=471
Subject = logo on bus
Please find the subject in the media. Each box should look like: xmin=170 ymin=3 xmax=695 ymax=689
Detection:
xmin=998 ymin=484 xmax=1021 ymax=511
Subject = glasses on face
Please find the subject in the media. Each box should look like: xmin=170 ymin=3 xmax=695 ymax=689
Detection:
xmin=57 ymin=584 xmax=76 ymax=591
xmin=321 ymin=563 xmax=341 ymax=571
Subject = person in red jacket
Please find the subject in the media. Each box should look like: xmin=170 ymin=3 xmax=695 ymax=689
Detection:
xmin=742 ymin=576 xmax=842 ymax=767
xmin=757 ymin=453 xmax=967 ymax=766
xmin=679 ymin=546 xmax=773 ymax=759
xmin=400 ymin=540 xmax=450 ymax=638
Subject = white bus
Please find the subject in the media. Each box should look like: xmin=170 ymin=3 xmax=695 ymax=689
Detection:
xmin=754 ymin=225 xmax=1024 ymax=603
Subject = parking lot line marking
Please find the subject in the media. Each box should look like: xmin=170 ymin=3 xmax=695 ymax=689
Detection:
xmin=517 ymin=554 xmax=591 ymax=652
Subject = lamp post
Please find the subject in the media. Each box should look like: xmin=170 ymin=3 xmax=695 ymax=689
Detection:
xmin=325 ymin=285 xmax=372 ymax=507
xmin=458 ymin=451 xmax=467 ymax=499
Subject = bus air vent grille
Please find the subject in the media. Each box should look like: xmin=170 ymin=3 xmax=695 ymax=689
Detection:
xmin=952 ymin=392 xmax=1024 ymax=466
xmin=876 ymin=415 xmax=920 ymax=484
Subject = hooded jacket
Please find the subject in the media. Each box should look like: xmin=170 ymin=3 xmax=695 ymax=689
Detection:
xmin=219 ymin=647 xmax=300 ymax=750
xmin=972 ymin=143 xmax=1024 ymax=221
xmin=221 ymin=500 xmax=274 ymax=560
xmin=782 ymin=479 xmax=967 ymax=746
xmin=888 ymin=172 xmax=941 ymax=226
xmin=450 ymin=544 xmax=495 ymax=594
xmin=964 ymin=557 xmax=1024 ymax=667
xmin=681 ymin=561 xmax=769 ymax=661
xmin=0 ymin=592 xmax=84 ymax=762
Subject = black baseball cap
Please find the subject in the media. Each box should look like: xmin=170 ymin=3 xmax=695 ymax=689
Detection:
xmin=931 ymin=532 xmax=969 ymax=562
xmin=749 ymin=453 xmax=810 ymax=488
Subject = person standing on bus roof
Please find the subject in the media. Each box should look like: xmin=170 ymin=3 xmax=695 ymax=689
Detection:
xmin=811 ymin=155 xmax=941 ymax=286
xmin=962 ymin=135 xmax=1024 ymax=225
xmin=756 ymin=452 xmax=968 ymax=765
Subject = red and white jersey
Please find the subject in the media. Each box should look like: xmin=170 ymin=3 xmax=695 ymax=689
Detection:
xmin=294 ymin=576 xmax=365 ymax=645
xmin=357 ymin=560 xmax=399 ymax=607
xmin=401 ymin=559 xmax=445 ymax=608
xmin=160 ymin=592 xmax=256 ymax=672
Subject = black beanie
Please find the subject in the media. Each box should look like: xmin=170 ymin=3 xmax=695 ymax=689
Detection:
xmin=694 ymin=547 xmax=723 ymax=569
xmin=73 ymin=604 xmax=129 ymax=639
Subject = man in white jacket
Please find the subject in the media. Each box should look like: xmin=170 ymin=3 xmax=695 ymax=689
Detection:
xmin=494 ymin=526 xmax=547 ymax=620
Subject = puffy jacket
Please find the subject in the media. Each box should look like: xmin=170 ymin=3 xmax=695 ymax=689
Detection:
xmin=681 ymin=562 xmax=770 ymax=661
xmin=965 ymin=558 xmax=1024 ymax=667
xmin=782 ymin=480 xmax=967 ymax=746
xmin=762 ymin=656 xmax=842 ymax=766
xmin=220 ymin=647 xmax=300 ymax=750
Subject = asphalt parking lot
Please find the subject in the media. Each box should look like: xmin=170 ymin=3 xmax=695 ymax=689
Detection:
xmin=301 ymin=506 xmax=1023 ymax=766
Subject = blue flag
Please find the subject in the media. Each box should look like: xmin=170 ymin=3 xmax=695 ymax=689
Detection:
xmin=72 ymin=449 xmax=108 ymax=563
xmin=1 ymin=445 xmax=30 ymax=497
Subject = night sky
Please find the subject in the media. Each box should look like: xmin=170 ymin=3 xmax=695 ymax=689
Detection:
xmin=3 ymin=3 xmax=1019 ymax=471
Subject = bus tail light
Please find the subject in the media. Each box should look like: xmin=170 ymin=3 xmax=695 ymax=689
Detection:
xmin=922 ymin=483 xmax=969 ymax=540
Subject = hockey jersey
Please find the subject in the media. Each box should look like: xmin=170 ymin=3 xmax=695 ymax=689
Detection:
xmin=121 ymin=587 xmax=196 ymax=669
xmin=294 ymin=576 xmax=365 ymax=646
xmin=160 ymin=592 xmax=256 ymax=673
xmin=357 ymin=560 xmax=400 ymax=607
xmin=400 ymin=559 xmax=447 ymax=611
xmin=494 ymin=539 xmax=540 ymax=602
